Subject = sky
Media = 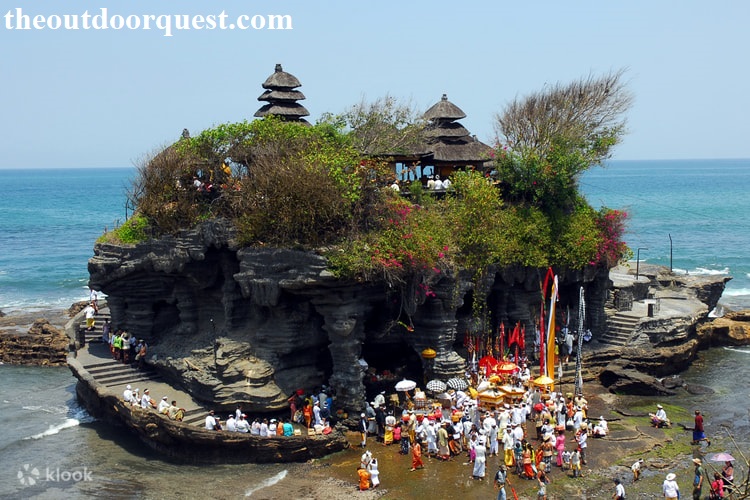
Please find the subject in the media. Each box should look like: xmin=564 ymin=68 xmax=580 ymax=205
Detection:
xmin=1 ymin=0 xmax=749 ymax=168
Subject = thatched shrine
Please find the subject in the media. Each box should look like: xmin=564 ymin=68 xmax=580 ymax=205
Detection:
xmin=254 ymin=63 xmax=310 ymax=123
xmin=420 ymin=94 xmax=493 ymax=178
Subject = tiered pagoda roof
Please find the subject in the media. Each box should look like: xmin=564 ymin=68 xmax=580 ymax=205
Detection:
xmin=421 ymin=94 xmax=492 ymax=165
xmin=254 ymin=64 xmax=310 ymax=123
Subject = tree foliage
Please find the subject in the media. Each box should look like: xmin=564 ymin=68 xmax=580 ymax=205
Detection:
xmin=493 ymin=70 xmax=633 ymax=210
xmin=320 ymin=95 xmax=426 ymax=156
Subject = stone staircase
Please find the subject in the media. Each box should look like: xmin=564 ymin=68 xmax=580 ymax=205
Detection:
xmin=73 ymin=306 xmax=208 ymax=427
xmin=598 ymin=312 xmax=640 ymax=346
xmin=83 ymin=359 xmax=163 ymax=387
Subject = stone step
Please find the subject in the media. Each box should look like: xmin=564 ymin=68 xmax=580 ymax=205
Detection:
xmin=102 ymin=372 xmax=162 ymax=387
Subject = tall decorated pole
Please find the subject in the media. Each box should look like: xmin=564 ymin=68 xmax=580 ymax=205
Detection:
xmin=574 ymin=287 xmax=586 ymax=396
xmin=539 ymin=267 xmax=555 ymax=377
xmin=546 ymin=274 xmax=558 ymax=388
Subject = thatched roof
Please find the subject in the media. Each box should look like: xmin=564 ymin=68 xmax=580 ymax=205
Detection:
xmin=254 ymin=64 xmax=310 ymax=121
xmin=261 ymin=63 xmax=302 ymax=89
xmin=254 ymin=103 xmax=310 ymax=118
xmin=257 ymin=89 xmax=306 ymax=102
xmin=429 ymin=138 xmax=493 ymax=163
xmin=424 ymin=121 xmax=471 ymax=140
xmin=423 ymin=94 xmax=467 ymax=121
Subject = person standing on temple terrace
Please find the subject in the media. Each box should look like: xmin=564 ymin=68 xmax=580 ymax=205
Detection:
xmin=692 ymin=410 xmax=710 ymax=446
xmin=282 ymin=418 xmax=293 ymax=436
xmin=576 ymin=421 xmax=588 ymax=465
xmin=83 ymin=302 xmax=97 ymax=331
xmin=693 ymin=458 xmax=705 ymax=500
xmin=225 ymin=414 xmax=237 ymax=432
xmin=205 ymin=410 xmax=218 ymax=431
xmin=313 ymin=400 xmax=322 ymax=427
xmin=101 ymin=318 xmax=111 ymax=344
xmin=236 ymin=414 xmax=250 ymax=433
xmin=612 ymin=478 xmax=625 ymax=500
xmin=537 ymin=469 xmax=549 ymax=500
xmin=663 ymin=472 xmax=680 ymax=500
xmin=89 ymin=288 xmax=99 ymax=309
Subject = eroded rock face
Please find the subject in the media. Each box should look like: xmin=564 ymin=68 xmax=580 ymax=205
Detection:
xmin=0 ymin=319 xmax=70 ymax=366
xmin=698 ymin=310 xmax=750 ymax=345
xmin=88 ymin=220 xmax=611 ymax=415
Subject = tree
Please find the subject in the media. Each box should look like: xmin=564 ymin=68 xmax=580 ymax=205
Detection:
xmin=321 ymin=95 xmax=426 ymax=156
xmin=493 ymin=70 xmax=633 ymax=210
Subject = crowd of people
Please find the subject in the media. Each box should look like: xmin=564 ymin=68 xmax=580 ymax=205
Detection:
xmin=349 ymin=377 xmax=733 ymax=499
xmin=351 ymin=375 xmax=603 ymax=497
xmin=122 ymin=384 xmax=185 ymax=421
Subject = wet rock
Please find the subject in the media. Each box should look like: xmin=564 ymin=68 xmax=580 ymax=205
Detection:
xmin=599 ymin=362 xmax=676 ymax=396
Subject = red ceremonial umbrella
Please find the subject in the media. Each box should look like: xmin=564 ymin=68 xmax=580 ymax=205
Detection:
xmin=479 ymin=355 xmax=499 ymax=372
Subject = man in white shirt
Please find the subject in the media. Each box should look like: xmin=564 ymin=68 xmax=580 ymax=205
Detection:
xmin=157 ymin=396 xmax=170 ymax=414
xmin=205 ymin=410 xmax=218 ymax=430
xmin=141 ymin=389 xmax=153 ymax=409
xmin=225 ymin=414 xmax=237 ymax=432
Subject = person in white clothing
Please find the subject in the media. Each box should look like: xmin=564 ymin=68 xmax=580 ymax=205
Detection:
xmin=157 ymin=396 xmax=170 ymax=414
xmin=613 ymin=478 xmax=625 ymax=500
xmin=123 ymin=384 xmax=134 ymax=404
xmin=205 ymin=410 xmax=218 ymax=430
xmin=259 ymin=419 xmax=269 ymax=437
xmin=663 ymin=472 xmax=679 ymax=499
xmin=236 ymin=414 xmax=250 ymax=433
xmin=225 ymin=414 xmax=237 ymax=432
xmin=593 ymin=416 xmax=609 ymax=437
xmin=368 ymin=457 xmax=380 ymax=488
xmin=140 ymin=389 xmax=154 ymax=409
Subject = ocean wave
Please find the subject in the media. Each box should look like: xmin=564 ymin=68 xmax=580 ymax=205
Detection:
xmin=23 ymin=418 xmax=80 ymax=440
xmin=723 ymin=346 xmax=750 ymax=354
xmin=244 ymin=469 xmax=288 ymax=497
xmin=670 ymin=267 xmax=731 ymax=276
xmin=722 ymin=288 xmax=750 ymax=297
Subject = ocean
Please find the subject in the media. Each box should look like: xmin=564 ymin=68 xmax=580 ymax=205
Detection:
xmin=0 ymin=161 xmax=749 ymax=498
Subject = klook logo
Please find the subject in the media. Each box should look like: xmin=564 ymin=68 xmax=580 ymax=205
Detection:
xmin=17 ymin=464 xmax=40 ymax=486
xmin=17 ymin=464 xmax=93 ymax=486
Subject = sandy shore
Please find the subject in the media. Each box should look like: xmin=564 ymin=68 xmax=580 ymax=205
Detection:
xmin=244 ymin=384 xmax=713 ymax=499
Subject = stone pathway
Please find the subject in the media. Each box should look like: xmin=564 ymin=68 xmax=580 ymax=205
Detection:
xmin=73 ymin=308 xmax=209 ymax=426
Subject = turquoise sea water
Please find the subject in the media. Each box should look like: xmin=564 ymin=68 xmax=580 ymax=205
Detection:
xmin=0 ymin=161 xmax=749 ymax=498
xmin=581 ymin=158 xmax=750 ymax=311
xmin=0 ymin=167 xmax=134 ymax=311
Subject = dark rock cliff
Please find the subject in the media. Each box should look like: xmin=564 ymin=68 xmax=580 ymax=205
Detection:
xmin=88 ymin=220 xmax=611 ymax=415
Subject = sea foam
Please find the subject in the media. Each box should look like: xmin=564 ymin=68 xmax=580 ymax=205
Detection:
xmin=244 ymin=469 xmax=288 ymax=497
xmin=24 ymin=418 xmax=80 ymax=440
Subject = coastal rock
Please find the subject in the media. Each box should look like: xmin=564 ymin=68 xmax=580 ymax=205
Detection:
xmin=0 ymin=319 xmax=70 ymax=366
xmin=698 ymin=310 xmax=750 ymax=345
xmin=599 ymin=361 xmax=676 ymax=396
xmin=88 ymin=220 xmax=611 ymax=417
